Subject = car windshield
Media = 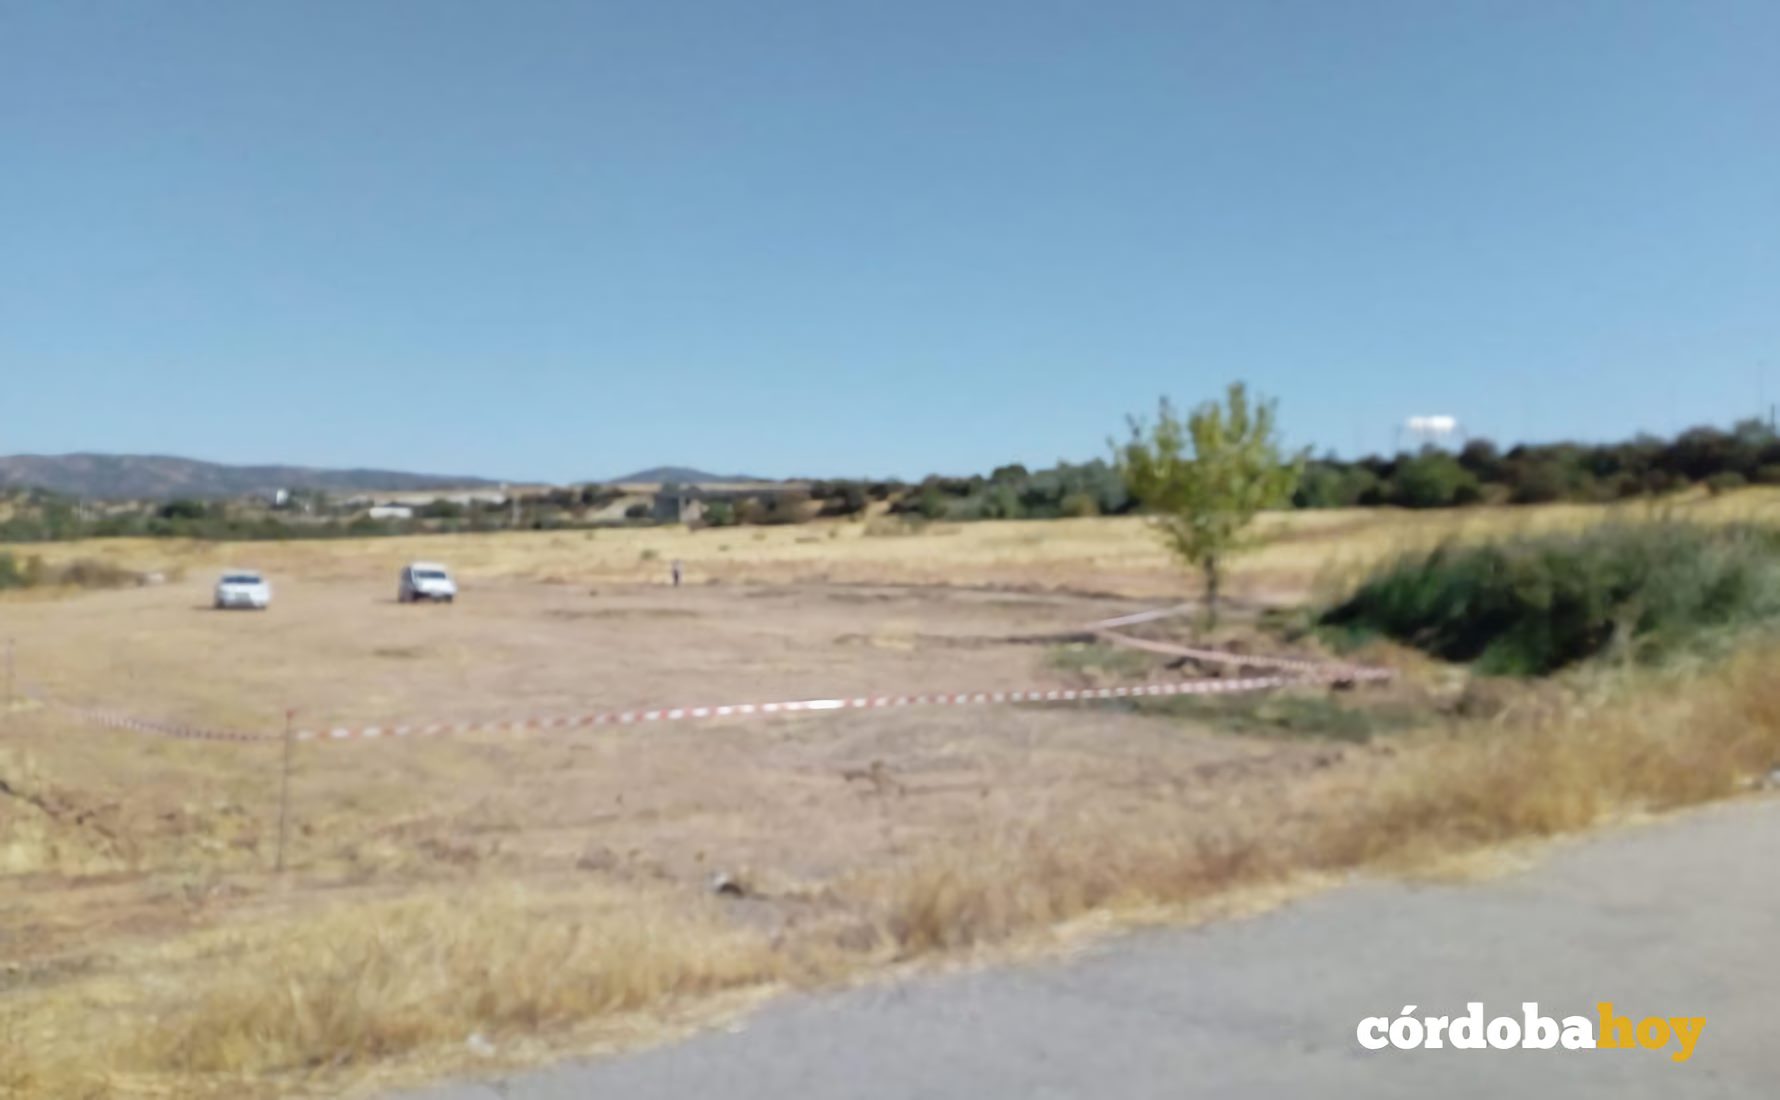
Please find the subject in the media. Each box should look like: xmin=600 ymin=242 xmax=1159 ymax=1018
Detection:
xmin=221 ymin=574 xmax=261 ymax=585
xmin=413 ymin=570 xmax=448 ymax=581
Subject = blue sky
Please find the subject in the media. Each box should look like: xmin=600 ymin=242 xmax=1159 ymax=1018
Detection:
xmin=3 ymin=1 xmax=1776 ymax=482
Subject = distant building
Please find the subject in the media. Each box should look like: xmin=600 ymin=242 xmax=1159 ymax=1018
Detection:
xmin=367 ymin=503 xmax=415 ymax=520
xmin=346 ymin=488 xmax=513 ymax=508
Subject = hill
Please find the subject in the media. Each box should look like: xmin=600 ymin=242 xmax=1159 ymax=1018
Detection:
xmin=0 ymin=453 xmax=502 ymax=500
xmin=607 ymin=465 xmax=760 ymax=485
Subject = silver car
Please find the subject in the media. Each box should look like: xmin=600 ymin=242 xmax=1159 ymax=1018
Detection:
xmin=398 ymin=562 xmax=457 ymax=603
xmin=214 ymin=570 xmax=271 ymax=610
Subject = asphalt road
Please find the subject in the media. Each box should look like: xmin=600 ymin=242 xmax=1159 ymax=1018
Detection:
xmin=398 ymin=795 xmax=1778 ymax=1099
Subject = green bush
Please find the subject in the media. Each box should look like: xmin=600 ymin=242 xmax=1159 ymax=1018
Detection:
xmin=417 ymin=500 xmax=466 ymax=519
xmin=157 ymin=498 xmax=211 ymax=521
xmin=1298 ymin=460 xmax=1391 ymax=508
xmin=1705 ymin=470 xmax=1748 ymax=495
xmin=737 ymin=491 xmax=811 ymax=525
xmin=0 ymin=552 xmax=32 ymax=590
xmin=1059 ymin=491 xmax=1100 ymax=517
xmin=1321 ymin=523 xmax=1780 ymax=675
xmin=1392 ymin=452 xmax=1481 ymax=508
xmin=810 ymin=481 xmax=869 ymax=517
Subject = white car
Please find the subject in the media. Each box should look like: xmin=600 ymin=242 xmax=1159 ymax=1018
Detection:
xmin=214 ymin=570 xmax=271 ymax=610
xmin=398 ymin=561 xmax=457 ymax=603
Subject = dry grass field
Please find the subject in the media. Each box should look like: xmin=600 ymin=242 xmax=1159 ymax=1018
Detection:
xmin=6 ymin=495 xmax=1780 ymax=1098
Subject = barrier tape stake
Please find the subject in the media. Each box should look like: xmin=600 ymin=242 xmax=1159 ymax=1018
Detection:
xmin=275 ymin=708 xmax=295 ymax=874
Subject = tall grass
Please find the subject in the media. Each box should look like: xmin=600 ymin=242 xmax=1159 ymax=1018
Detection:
xmin=866 ymin=646 xmax=1780 ymax=954
xmin=0 ymin=551 xmax=140 ymax=592
xmin=137 ymin=888 xmax=786 ymax=1080
xmin=1320 ymin=522 xmax=1780 ymax=674
xmin=9 ymin=651 xmax=1780 ymax=1097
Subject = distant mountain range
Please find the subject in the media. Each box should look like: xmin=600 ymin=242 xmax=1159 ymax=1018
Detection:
xmin=607 ymin=466 xmax=762 ymax=484
xmin=0 ymin=453 xmax=504 ymax=500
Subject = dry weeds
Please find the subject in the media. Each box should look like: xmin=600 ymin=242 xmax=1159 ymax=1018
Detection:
xmin=5 ymin=885 xmax=789 ymax=1098
xmin=8 ymin=504 xmax=1780 ymax=1097
xmin=18 ymin=650 xmax=1775 ymax=1098
xmin=862 ymin=646 xmax=1780 ymax=960
xmin=16 ymin=486 xmax=1780 ymax=601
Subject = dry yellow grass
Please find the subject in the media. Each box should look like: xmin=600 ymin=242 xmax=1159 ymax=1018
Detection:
xmin=152 ymin=888 xmax=785 ymax=1080
xmin=16 ymin=486 xmax=1780 ymax=602
xmin=8 ymin=498 xmax=1780 ymax=1098
xmin=860 ymin=645 xmax=1780 ymax=956
xmin=3 ymin=885 xmax=788 ymax=1099
xmin=15 ymin=650 xmax=1776 ymax=1099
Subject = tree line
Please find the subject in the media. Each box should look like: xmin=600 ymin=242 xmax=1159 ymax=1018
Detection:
xmin=872 ymin=418 xmax=1780 ymax=522
xmin=4 ymin=414 xmax=1776 ymax=545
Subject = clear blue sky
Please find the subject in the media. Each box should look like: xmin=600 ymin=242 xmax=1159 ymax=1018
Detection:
xmin=3 ymin=1 xmax=1776 ymax=482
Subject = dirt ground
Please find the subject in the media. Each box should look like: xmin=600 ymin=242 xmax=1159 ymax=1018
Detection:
xmin=0 ymin=520 xmax=1469 ymax=1097
xmin=9 ymin=574 xmax=1167 ymax=731
xmin=5 ymin=505 xmax=1775 ymax=1096
xmin=0 ymin=564 xmax=1369 ymax=992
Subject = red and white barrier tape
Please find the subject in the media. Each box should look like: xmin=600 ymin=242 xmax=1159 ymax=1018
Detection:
xmin=28 ymin=604 xmax=1391 ymax=745
xmin=1086 ymin=605 xmax=1355 ymax=674
xmin=294 ymin=667 xmax=1390 ymax=742
xmin=34 ymin=694 xmax=284 ymax=743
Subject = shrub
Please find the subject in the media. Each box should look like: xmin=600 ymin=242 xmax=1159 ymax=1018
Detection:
xmin=1059 ymin=491 xmax=1099 ymax=517
xmin=1705 ymin=470 xmax=1747 ymax=495
xmin=0 ymin=553 xmax=135 ymax=591
xmin=811 ymin=481 xmax=869 ymax=517
xmin=740 ymin=490 xmax=812 ymax=525
xmin=1391 ymin=451 xmax=1481 ymax=508
xmin=1322 ymin=523 xmax=1780 ymax=675
xmin=52 ymin=558 xmax=138 ymax=589
xmin=1505 ymin=458 xmax=1577 ymax=504
xmin=417 ymin=500 xmax=465 ymax=519
xmin=0 ymin=552 xmax=31 ymax=589
xmin=157 ymin=498 xmax=210 ymax=521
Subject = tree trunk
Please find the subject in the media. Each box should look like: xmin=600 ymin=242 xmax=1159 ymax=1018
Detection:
xmin=1202 ymin=555 xmax=1221 ymax=632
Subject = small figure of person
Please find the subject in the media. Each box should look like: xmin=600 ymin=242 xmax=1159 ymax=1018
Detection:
xmin=670 ymin=558 xmax=683 ymax=588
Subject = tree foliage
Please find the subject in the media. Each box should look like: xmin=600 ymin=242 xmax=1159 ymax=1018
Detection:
xmin=1114 ymin=383 xmax=1304 ymax=625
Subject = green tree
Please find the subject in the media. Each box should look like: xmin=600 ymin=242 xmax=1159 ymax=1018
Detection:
xmin=1392 ymin=450 xmax=1481 ymax=508
xmin=1114 ymin=383 xmax=1304 ymax=627
xmin=915 ymin=484 xmax=948 ymax=520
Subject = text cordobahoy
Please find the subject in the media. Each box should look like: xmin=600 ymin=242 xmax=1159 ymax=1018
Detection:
xmin=1357 ymin=1002 xmax=1706 ymax=1063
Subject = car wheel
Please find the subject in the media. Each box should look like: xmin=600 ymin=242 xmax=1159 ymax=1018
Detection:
xmin=443 ymin=595 xmax=454 ymax=604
